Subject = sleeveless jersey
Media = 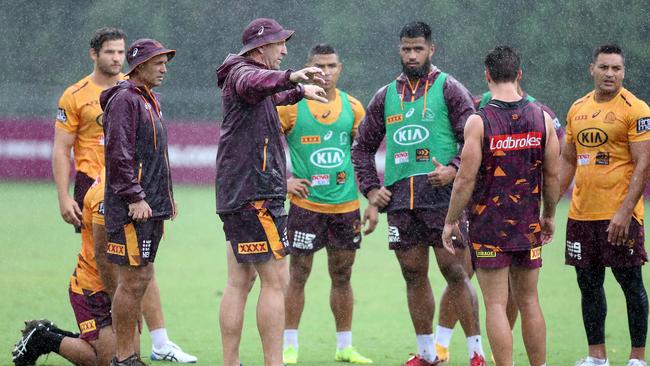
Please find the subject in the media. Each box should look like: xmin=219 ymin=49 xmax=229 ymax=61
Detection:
xmin=383 ymin=73 xmax=458 ymax=186
xmin=286 ymin=91 xmax=357 ymax=205
xmin=470 ymin=99 xmax=546 ymax=252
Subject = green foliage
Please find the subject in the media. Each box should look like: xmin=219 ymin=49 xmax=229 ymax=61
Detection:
xmin=2 ymin=0 xmax=650 ymax=121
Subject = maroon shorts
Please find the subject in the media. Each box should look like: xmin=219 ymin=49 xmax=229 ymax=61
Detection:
xmin=73 ymin=171 xmax=96 ymax=233
xmin=287 ymin=204 xmax=361 ymax=255
xmin=565 ymin=218 xmax=647 ymax=267
xmin=471 ymin=245 xmax=543 ymax=269
xmin=387 ymin=209 xmax=468 ymax=250
xmin=219 ymin=200 xmax=289 ymax=263
xmin=106 ymin=220 xmax=164 ymax=266
xmin=68 ymin=288 xmax=112 ymax=341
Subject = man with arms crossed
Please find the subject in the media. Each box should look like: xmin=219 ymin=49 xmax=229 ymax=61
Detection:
xmin=277 ymin=43 xmax=372 ymax=364
xmin=352 ymin=21 xmax=485 ymax=366
xmin=215 ymin=18 xmax=327 ymax=366
xmin=102 ymin=38 xmax=177 ymax=366
xmin=52 ymin=28 xmax=195 ymax=363
xmin=560 ymin=44 xmax=650 ymax=366
xmin=442 ymin=45 xmax=560 ymax=366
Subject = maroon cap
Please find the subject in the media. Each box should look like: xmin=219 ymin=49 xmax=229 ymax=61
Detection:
xmin=239 ymin=18 xmax=294 ymax=56
xmin=125 ymin=38 xmax=176 ymax=76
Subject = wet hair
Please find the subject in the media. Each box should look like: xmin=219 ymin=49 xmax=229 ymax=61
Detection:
xmin=399 ymin=21 xmax=432 ymax=43
xmin=90 ymin=27 xmax=127 ymax=54
xmin=592 ymin=44 xmax=624 ymax=63
xmin=484 ymin=45 xmax=521 ymax=83
xmin=308 ymin=43 xmax=337 ymax=60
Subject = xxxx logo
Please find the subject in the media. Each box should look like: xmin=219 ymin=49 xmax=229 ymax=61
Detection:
xmin=238 ymin=241 xmax=269 ymax=254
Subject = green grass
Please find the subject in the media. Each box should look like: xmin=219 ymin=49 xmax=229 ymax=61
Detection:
xmin=0 ymin=181 xmax=648 ymax=365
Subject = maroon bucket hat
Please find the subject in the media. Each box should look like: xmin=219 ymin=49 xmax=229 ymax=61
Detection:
xmin=238 ymin=18 xmax=294 ymax=56
xmin=125 ymin=38 xmax=176 ymax=76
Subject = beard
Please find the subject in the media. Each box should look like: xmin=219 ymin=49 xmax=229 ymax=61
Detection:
xmin=97 ymin=62 xmax=122 ymax=77
xmin=401 ymin=60 xmax=431 ymax=79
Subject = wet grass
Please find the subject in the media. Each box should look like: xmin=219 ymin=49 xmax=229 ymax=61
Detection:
xmin=0 ymin=181 xmax=647 ymax=365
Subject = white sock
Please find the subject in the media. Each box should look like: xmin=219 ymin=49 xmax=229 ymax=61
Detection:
xmin=586 ymin=357 xmax=608 ymax=365
xmin=435 ymin=326 xmax=453 ymax=348
xmin=466 ymin=335 xmax=484 ymax=358
xmin=416 ymin=334 xmax=435 ymax=362
xmin=284 ymin=329 xmax=299 ymax=349
xmin=336 ymin=331 xmax=352 ymax=349
xmin=150 ymin=328 xmax=169 ymax=350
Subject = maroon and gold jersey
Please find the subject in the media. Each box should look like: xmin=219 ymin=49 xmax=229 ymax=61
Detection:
xmin=69 ymin=170 xmax=106 ymax=295
xmin=566 ymin=88 xmax=650 ymax=222
xmin=55 ymin=74 xmax=125 ymax=177
xmin=470 ymin=99 xmax=546 ymax=253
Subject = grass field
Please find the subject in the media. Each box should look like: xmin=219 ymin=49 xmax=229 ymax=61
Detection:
xmin=1 ymin=181 xmax=648 ymax=365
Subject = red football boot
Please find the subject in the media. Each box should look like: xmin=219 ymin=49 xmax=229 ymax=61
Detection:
xmin=470 ymin=352 xmax=487 ymax=366
xmin=404 ymin=354 xmax=441 ymax=366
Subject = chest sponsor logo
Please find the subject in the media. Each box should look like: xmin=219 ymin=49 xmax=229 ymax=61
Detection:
xmin=310 ymin=147 xmax=345 ymax=168
xmin=637 ymin=117 xmax=650 ymax=133
xmin=56 ymin=108 xmax=67 ymax=122
xmin=98 ymin=202 xmax=105 ymax=215
xmin=237 ymin=241 xmax=269 ymax=254
xmin=405 ymin=107 xmax=415 ymax=119
xmin=311 ymin=174 xmax=330 ymax=186
xmin=577 ymin=154 xmax=590 ymax=166
xmin=79 ymin=319 xmax=97 ymax=334
xmin=577 ymin=128 xmax=608 ymax=147
xmin=393 ymin=125 xmax=430 ymax=146
xmin=107 ymin=243 xmax=125 ymax=256
xmin=574 ymin=114 xmax=588 ymax=121
xmin=394 ymin=151 xmax=409 ymax=164
xmin=489 ymin=132 xmax=542 ymax=151
xmin=324 ymin=130 xmax=333 ymax=141
xmin=301 ymin=135 xmax=321 ymax=144
xmin=592 ymin=110 xmax=601 ymax=118
xmin=595 ymin=151 xmax=610 ymax=165
xmin=386 ymin=114 xmax=403 ymax=124
xmin=416 ymin=148 xmax=430 ymax=162
xmin=530 ymin=247 xmax=541 ymax=260
xmin=293 ymin=231 xmax=316 ymax=250
xmin=336 ymin=171 xmax=347 ymax=185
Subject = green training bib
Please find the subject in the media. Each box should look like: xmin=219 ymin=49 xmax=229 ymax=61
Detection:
xmin=286 ymin=91 xmax=358 ymax=204
xmin=383 ymin=73 xmax=457 ymax=186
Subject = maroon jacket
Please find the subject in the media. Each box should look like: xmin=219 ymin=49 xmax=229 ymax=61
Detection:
xmin=215 ymin=54 xmax=305 ymax=213
xmin=352 ymin=66 xmax=475 ymax=212
xmin=100 ymin=80 xmax=174 ymax=231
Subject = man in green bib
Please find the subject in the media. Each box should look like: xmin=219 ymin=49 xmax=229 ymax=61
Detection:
xmin=352 ymin=22 xmax=486 ymax=366
xmin=277 ymin=44 xmax=372 ymax=364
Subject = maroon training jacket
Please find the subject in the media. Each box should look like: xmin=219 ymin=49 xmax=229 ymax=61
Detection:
xmin=215 ymin=54 xmax=305 ymax=213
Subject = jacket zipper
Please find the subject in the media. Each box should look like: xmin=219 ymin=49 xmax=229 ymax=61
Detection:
xmin=137 ymin=162 xmax=143 ymax=183
xmin=164 ymin=149 xmax=174 ymax=211
xmin=262 ymin=137 xmax=268 ymax=172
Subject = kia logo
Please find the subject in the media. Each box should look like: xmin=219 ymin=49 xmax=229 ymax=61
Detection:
xmin=309 ymin=147 xmax=345 ymax=168
xmin=577 ymin=128 xmax=608 ymax=148
xmin=393 ymin=125 xmax=429 ymax=146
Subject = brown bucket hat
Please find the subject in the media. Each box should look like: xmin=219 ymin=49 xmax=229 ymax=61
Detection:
xmin=125 ymin=38 xmax=176 ymax=76
xmin=238 ymin=18 xmax=294 ymax=56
